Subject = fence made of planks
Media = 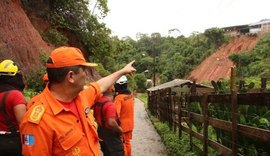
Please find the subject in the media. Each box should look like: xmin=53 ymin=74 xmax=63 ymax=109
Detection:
xmin=147 ymin=71 xmax=270 ymax=156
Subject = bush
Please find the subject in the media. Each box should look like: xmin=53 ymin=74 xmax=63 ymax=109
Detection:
xmin=43 ymin=29 xmax=68 ymax=46
xmin=149 ymin=116 xmax=198 ymax=156
xmin=25 ymin=53 xmax=48 ymax=93
xmin=134 ymin=73 xmax=147 ymax=92
xmin=25 ymin=68 xmax=46 ymax=93
xmin=23 ymin=89 xmax=38 ymax=102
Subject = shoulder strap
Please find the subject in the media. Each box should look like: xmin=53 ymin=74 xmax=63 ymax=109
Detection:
xmin=0 ymin=91 xmax=17 ymax=133
xmin=95 ymin=100 xmax=110 ymax=127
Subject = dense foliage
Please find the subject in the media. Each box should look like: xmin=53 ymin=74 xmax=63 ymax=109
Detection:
xmin=22 ymin=1 xmax=229 ymax=92
xmin=111 ymin=28 xmax=227 ymax=90
xmin=229 ymin=33 xmax=270 ymax=79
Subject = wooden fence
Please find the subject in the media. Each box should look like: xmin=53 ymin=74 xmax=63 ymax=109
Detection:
xmin=147 ymin=78 xmax=270 ymax=156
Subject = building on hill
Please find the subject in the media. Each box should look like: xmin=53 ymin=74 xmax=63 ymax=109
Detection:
xmin=222 ymin=25 xmax=249 ymax=36
xmin=249 ymin=19 xmax=270 ymax=34
xmin=222 ymin=19 xmax=270 ymax=37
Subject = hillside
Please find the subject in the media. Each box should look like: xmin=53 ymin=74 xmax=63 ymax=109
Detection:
xmin=0 ymin=0 xmax=52 ymax=74
xmin=0 ymin=1 xmax=261 ymax=84
xmin=0 ymin=0 xmax=102 ymax=81
xmin=188 ymin=35 xmax=259 ymax=83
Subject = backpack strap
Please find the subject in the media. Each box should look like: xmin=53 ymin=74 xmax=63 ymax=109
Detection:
xmin=0 ymin=91 xmax=17 ymax=133
xmin=95 ymin=100 xmax=110 ymax=127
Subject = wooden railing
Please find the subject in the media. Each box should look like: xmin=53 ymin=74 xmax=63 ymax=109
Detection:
xmin=147 ymin=79 xmax=270 ymax=156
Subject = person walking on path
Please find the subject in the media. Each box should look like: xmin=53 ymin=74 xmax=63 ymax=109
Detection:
xmin=94 ymin=86 xmax=124 ymax=156
xmin=0 ymin=59 xmax=27 ymax=156
xmin=114 ymin=75 xmax=134 ymax=156
xmin=20 ymin=46 xmax=136 ymax=156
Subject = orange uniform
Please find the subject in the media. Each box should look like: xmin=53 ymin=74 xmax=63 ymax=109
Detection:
xmin=20 ymin=82 xmax=102 ymax=156
xmin=114 ymin=93 xmax=134 ymax=156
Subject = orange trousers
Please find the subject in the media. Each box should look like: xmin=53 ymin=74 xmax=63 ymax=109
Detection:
xmin=123 ymin=131 xmax=132 ymax=156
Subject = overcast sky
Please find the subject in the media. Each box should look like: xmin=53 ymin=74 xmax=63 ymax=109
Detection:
xmin=101 ymin=0 xmax=270 ymax=39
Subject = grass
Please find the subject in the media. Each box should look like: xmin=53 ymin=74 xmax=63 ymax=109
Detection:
xmin=137 ymin=93 xmax=198 ymax=156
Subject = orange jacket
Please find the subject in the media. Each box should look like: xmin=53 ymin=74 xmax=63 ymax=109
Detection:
xmin=20 ymin=83 xmax=102 ymax=156
xmin=114 ymin=94 xmax=134 ymax=132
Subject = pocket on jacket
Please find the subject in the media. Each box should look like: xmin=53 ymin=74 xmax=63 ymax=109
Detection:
xmin=58 ymin=127 xmax=83 ymax=151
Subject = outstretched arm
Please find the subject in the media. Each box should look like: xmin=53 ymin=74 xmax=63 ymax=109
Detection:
xmin=97 ymin=60 xmax=136 ymax=93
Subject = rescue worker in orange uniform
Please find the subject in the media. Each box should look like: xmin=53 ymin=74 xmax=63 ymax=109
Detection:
xmin=114 ymin=76 xmax=134 ymax=156
xmin=94 ymin=86 xmax=124 ymax=156
xmin=20 ymin=46 xmax=136 ymax=156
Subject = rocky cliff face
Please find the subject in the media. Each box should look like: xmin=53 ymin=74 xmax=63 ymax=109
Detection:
xmin=0 ymin=0 xmax=51 ymax=74
xmin=188 ymin=35 xmax=259 ymax=83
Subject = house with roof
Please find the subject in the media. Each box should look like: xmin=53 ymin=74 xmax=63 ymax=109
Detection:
xmin=222 ymin=24 xmax=249 ymax=36
xmin=222 ymin=19 xmax=270 ymax=36
xmin=249 ymin=19 xmax=270 ymax=34
xmin=147 ymin=79 xmax=213 ymax=96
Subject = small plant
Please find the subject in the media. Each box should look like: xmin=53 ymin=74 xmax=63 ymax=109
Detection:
xmin=23 ymin=89 xmax=38 ymax=102
xmin=149 ymin=116 xmax=198 ymax=156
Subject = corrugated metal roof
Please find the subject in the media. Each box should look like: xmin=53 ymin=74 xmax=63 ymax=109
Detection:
xmin=249 ymin=19 xmax=270 ymax=26
xmin=147 ymin=79 xmax=210 ymax=91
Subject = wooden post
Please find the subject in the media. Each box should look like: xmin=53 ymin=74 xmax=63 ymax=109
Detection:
xmin=191 ymin=81 xmax=197 ymax=93
xmin=230 ymin=67 xmax=238 ymax=155
xmin=168 ymin=88 xmax=172 ymax=130
xmin=202 ymin=94 xmax=209 ymax=156
xmin=178 ymin=94 xmax=183 ymax=138
xmin=186 ymin=94 xmax=193 ymax=151
xmin=230 ymin=67 xmax=237 ymax=92
xmin=261 ymin=77 xmax=267 ymax=92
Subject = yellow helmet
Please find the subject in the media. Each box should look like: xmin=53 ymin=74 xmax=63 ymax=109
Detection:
xmin=0 ymin=59 xmax=19 ymax=76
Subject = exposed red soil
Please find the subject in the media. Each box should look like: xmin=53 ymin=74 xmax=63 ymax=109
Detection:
xmin=0 ymin=0 xmax=52 ymax=74
xmin=188 ymin=35 xmax=259 ymax=83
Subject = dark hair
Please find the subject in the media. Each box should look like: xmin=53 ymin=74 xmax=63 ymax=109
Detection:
xmin=46 ymin=58 xmax=81 ymax=83
xmin=0 ymin=73 xmax=25 ymax=91
xmin=114 ymin=83 xmax=131 ymax=95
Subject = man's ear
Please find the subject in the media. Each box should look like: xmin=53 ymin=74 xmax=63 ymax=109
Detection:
xmin=67 ymin=71 xmax=75 ymax=83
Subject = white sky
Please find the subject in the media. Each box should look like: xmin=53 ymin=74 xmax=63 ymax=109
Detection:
xmin=101 ymin=0 xmax=270 ymax=39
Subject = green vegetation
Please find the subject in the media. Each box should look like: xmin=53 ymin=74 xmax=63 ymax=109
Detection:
xmin=150 ymin=117 xmax=198 ymax=156
xmin=136 ymin=93 xmax=148 ymax=107
xmin=23 ymin=1 xmax=270 ymax=93
xmin=229 ymin=32 xmax=270 ymax=79
xmin=24 ymin=1 xmax=231 ymax=93
xmin=23 ymin=89 xmax=38 ymax=102
xmin=25 ymin=53 xmax=48 ymax=93
xmin=138 ymin=93 xmax=197 ymax=156
xmin=111 ymin=28 xmax=226 ymax=89
xmin=43 ymin=29 xmax=68 ymax=46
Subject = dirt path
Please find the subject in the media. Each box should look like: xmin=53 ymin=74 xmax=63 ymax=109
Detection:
xmin=131 ymin=98 xmax=168 ymax=156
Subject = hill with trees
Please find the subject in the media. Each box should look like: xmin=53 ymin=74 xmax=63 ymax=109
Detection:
xmin=1 ymin=0 xmax=270 ymax=93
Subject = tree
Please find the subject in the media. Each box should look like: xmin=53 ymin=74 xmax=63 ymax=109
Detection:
xmin=134 ymin=73 xmax=147 ymax=92
xmin=204 ymin=27 xmax=226 ymax=49
xmin=47 ymin=0 xmax=112 ymax=65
